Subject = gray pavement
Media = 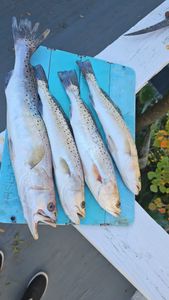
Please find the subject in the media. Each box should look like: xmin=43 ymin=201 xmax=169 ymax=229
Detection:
xmin=0 ymin=1 xmax=164 ymax=299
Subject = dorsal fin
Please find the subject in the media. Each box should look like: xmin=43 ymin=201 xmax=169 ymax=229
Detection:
xmin=100 ymin=88 xmax=123 ymax=118
xmin=5 ymin=70 xmax=13 ymax=88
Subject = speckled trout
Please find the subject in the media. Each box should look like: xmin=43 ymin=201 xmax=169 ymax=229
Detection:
xmin=5 ymin=18 xmax=56 ymax=239
xmin=35 ymin=65 xmax=85 ymax=224
xmin=77 ymin=60 xmax=141 ymax=195
xmin=58 ymin=70 xmax=120 ymax=217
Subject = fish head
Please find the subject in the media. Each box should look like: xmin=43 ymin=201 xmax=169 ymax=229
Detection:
xmin=23 ymin=187 xmax=57 ymax=240
xmin=98 ymin=179 xmax=121 ymax=217
xmin=124 ymin=175 xmax=141 ymax=195
xmin=120 ymin=155 xmax=141 ymax=195
xmin=60 ymin=177 xmax=85 ymax=224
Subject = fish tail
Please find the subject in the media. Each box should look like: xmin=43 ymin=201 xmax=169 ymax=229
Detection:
xmin=34 ymin=65 xmax=48 ymax=86
xmin=58 ymin=70 xmax=79 ymax=90
xmin=76 ymin=60 xmax=94 ymax=77
xmin=12 ymin=17 xmax=50 ymax=53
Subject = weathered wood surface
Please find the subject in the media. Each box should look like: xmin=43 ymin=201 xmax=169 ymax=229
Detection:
xmin=77 ymin=2 xmax=169 ymax=300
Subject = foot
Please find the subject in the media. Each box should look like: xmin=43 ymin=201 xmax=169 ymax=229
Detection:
xmin=0 ymin=250 xmax=4 ymax=271
xmin=21 ymin=272 xmax=48 ymax=300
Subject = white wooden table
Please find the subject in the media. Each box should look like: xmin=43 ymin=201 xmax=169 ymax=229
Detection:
xmin=1 ymin=2 xmax=169 ymax=300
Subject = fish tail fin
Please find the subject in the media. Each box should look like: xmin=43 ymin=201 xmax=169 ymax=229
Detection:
xmin=12 ymin=17 xmax=50 ymax=53
xmin=34 ymin=65 xmax=48 ymax=87
xmin=58 ymin=70 xmax=79 ymax=91
xmin=76 ymin=60 xmax=94 ymax=78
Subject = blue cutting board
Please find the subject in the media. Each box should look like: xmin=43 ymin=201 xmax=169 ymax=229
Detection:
xmin=0 ymin=46 xmax=136 ymax=225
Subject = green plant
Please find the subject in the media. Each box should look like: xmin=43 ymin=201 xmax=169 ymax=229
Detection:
xmin=148 ymin=156 xmax=169 ymax=193
xmin=136 ymin=82 xmax=169 ymax=231
xmin=12 ymin=232 xmax=24 ymax=255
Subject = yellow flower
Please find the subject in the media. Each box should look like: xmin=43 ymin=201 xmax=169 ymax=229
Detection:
xmin=154 ymin=198 xmax=161 ymax=205
xmin=149 ymin=203 xmax=156 ymax=211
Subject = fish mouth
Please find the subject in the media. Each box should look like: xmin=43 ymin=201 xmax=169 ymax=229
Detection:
xmin=77 ymin=212 xmax=84 ymax=218
xmin=26 ymin=209 xmax=56 ymax=240
xmin=69 ymin=207 xmax=85 ymax=225
xmin=76 ymin=206 xmax=85 ymax=219
xmin=36 ymin=209 xmax=56 ymax=226
xmin=106 ymin=205 xmax=121 ymax=217
xmin=97 ymin=182 xmax=121 ymax=217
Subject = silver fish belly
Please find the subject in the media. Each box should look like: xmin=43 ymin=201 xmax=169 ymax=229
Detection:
xmin=35 ymin=65 xmax=85 ymax=224
xmin=77 ymin=60 xmax=141 ymax=195
xmin=5 ymin=17 xmax=56 ymax=240
xmin=59 ymin=70 xmax=120 ymax=217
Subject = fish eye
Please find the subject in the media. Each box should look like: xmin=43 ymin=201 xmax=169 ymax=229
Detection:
xmin=47 ymin=202 xmax=55 ymax=212
xmin=116 ymin=202 xmax=120 ymax=208
xmin=81 ymin=201 xmax=85 ymax=209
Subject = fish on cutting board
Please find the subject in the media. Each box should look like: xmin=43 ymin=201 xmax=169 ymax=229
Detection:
xmin=35 ymin=65 xmax=85 ymax=224
xmin=58 ymin=70 xmax=120 ymax=217
xmin=77 ymin=60 xmax=141 ymax=195
xmin=5 ymin=17 xmax=57 ymax=239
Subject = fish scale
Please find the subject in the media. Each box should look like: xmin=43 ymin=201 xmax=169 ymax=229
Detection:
xmin=77 ymin=60 xmax=141 ymax=195
xmin=35 ymin=65 xmax=85 ymax=224
xmin=5 ymin=17 xmax=57 ymax=240
xmin=74 ymin=99 xmax=114 ymax=175
xmin=41 ymin=85 xmax=81 ymax=169
xmin=59 ymin=70 xmax=120 ymax=217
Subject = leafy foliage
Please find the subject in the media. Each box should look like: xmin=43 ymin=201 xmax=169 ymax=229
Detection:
xmin=137 ymin=83 xmax=169 ymax=231
xmin=148 ymin=157 xmax=169 ymax=194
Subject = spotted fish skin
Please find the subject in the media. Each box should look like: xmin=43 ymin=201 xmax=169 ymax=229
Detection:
xmin=5 ymin=18 xmax=56 ymax=240
xmin=77 ymin=60 xmax=141 ymax=195
xmin=59 ymin=70 xmax=120 ymax=217
xmin=35 ymin=65 xmax=85 ymax=224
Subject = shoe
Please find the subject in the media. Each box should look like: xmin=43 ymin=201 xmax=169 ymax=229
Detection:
xmin=21 ymin=272 xmax=48 ymax=300
xmin=0 ymin=251 xmax=4 ymax=271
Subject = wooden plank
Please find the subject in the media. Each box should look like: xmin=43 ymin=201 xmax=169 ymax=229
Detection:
xmin=96 ymin=0 xmax=169 ymax=92
xmin=77 ymin=204 xmax=169 ymax=300
xmin=76 ymin=2 xmax=169 ymax=300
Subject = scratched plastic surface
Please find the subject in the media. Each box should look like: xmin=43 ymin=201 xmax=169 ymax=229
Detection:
xmin=0 ymin=46 xmax=136 ymax=225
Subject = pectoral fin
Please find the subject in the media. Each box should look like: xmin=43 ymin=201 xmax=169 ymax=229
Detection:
xmin=28 ymin=146 xmax=45 ymax=169
xmin=92 ymin=163 xmax=102 ymax=183
xmin=60 ymin=158 xmax=71 ymax=176
xmin=107 ymin=134 xmax=131 ymax=156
